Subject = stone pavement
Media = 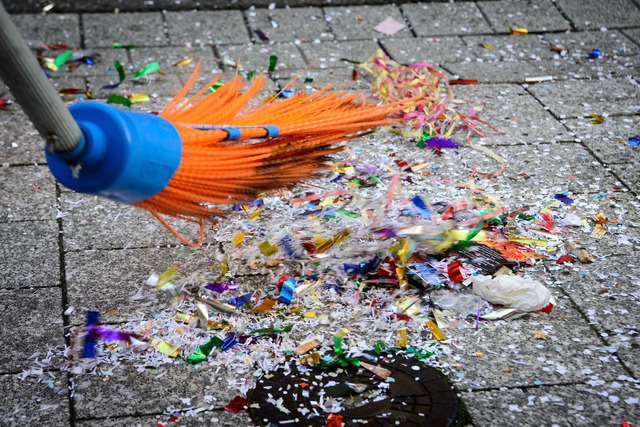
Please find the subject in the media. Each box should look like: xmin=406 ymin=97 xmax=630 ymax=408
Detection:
xmin=1 ymin=1 xmax=639 ymax=426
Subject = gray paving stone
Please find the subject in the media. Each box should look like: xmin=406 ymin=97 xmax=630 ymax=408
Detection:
xmin=165 ymin=10 xmax=251 ymax=46
xmin=75 ymin=411 xmax=253 ymax=427
xmin=218 ymin=42 xmax=306 ymax=73
xmin=65 ymin=247 xmax=191 ymax=325
xmin=73 ymin=362 xmax=241 ymax=419
xmin=610 ymin=162 xmax=640 ymax=194
xmin=462 ymin=381 xmax=640 ymax=427
xmin=381 ymin=36 xmax=469 ymax=66
xmin=478 ymin=0 xmax=571 ymax=33
xmin=544 ymin=29 xmax=639 ymax=62
xmin=437 ymin=293 xmax=629 ymax=390
xmin=526 ymin=78 xmax=640 ymax=118
xmin=549 ymin=255 xmax=639 ymax=372
xmin=11 ymin=13 xmax=81 ymax=49
xmin=245 ymin=6 xmax=332 ymax=43
xmin=549 ymin=191 xmax=640 ymax=258
xmin=83 ymin=12 xmax=168 ymax=48
xmin=489 ymin=143 xmax=619 ymax=195
xmin=564 ymin=116 xmax=640 ymax=164
xmin=0 ymin=165 xmax=56 ymax=222
xmin=402 ymin=2 xmax=493 ymax=37
xmin=323 ymin=5 xmax=410 ymax=41
xmin=0 ymin=373 xmax=70 ymax=427
xmin=0 ymin=288 xmax=64 ymax=372
xmin=442 ymin=60 xmax=543 ymax=84
xmin=59 ymin=194 xmax=203 ymax=252
xmin=622 ymin=27 xmax=640 ymax=44
xmin=462 ymin=34 xmax=554 ymax=61
xmin=451 ymin=83 xmax=572 ymax=145
xmin=0 ymin=220 xmax=59 ymax=290
xmin=530 ymin=57 xmax=639 ymax=81
xmin=556 ymin=0 xmax=640 ymax=30
xmin=273 ymin=67 xmax=372 ymax=93
xmin=298 ymin=40 xmax=379 ymax=69
xmin=0 ymin=109 xmax=45 ymax=165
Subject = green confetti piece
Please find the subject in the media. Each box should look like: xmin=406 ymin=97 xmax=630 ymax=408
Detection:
xmin=251 ymin=325 xmax=293 ymax=335
xmin=335 ymin=210 xmax=360 ymax=219
xmin=420 ymin=132 xmax=431 ymax=142
xmin=106 ymin=94 xmax=132 ymax=107
xmin=133 ymin=62 xmax=160 ymax=79
xmin=114 ymin=60 xmax=126 ymax=83
xmin=53 ymin=50 xmax=73 ymax=69
xmin=415 ymin=140 xmax=426 ymax=149
xmin=185 ymin=336 xmax=223 ymax=365
xmin=368 ymin=174 xmax=380 ymax=184
xmin=333 ymin=336 xmax=343 ymax=356
xmin=304 ymin=77 xmax=313 ymax=83
xmin=246 ymin=70 xmax=255 ymax=81
xmin=112 ymin=43 xmax=137 ymax=50
xmin=268 ymin=55 xmax=278 ymax=73
xmin=208 ymin=81 xmax=225 ymax=92
xmin=518 ymin=213 xmax=535 ymax=220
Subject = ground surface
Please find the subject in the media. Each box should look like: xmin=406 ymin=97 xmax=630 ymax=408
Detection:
xmin=0 ymin=1 xmax=639 ymax=426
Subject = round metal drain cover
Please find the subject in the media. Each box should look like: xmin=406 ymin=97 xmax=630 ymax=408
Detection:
xmin=248 ymin=352 xmax=458 ymax=426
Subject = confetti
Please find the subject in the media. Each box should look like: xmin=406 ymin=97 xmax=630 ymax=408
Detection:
xmin=373 ymin=16 xmax=406 ymax=36
xmin=100 ymin=60 xmax=126 ymax=90
xmin=174 ymin=57 xmax=194 ymax=67
xmin=268 ymin=55 xmax=278 ymax=73
xmin=133 ymin=62 xmax=160 ymax=79
xmin=106 ymin=94 xmax=132 ymax=107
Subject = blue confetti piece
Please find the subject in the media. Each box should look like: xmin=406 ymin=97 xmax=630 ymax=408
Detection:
xmin=588 ymin=49 xmax=601 ymax=59
xmin=277 ymin=277 xmax=296 ymax=304
xmin=410 ymin=195 xmax=432 ymax=219
xmin=228 ymin=292 xmax=252 ymax=308
xmin=554 ymin=193 xmax=574 ymax=205
xmin=627 ymin=135 xmax=640 ymax=147
xmin=82 ymin=311 xmax=100 ymax=358
xmin=221 ymin=333 xmax=238 ymax=351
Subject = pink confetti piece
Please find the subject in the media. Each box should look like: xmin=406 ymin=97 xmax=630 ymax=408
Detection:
xmin=373 ymin=17 xmax=407 ymax=36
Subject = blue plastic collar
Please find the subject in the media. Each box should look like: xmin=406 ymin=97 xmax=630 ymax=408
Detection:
xmin=46 ymin=102 xmax=182 ymax=203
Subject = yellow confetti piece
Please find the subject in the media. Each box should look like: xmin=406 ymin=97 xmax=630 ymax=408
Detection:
xmin=248 ymin=208 xmax=262 ymax=220
xmin=151 ymin=339 xmax=180 ymax=358
xmin=591 ymin=223 xmax=607 ymax=239
xmin=510 ymin=27 xmax=528 ymax=35
xmin=174 ymin=57 xmax=194 ymax=67
xmin=300 ymin=352 xmax=320 ymax=365
xmin=157 ymin=264 xmax=179 ymax=289
xmin=128 ymin=93 xmax=150 ymax=103
xmin=219 ymin=256 xmax=229 ymax=276
xmin=254 ymin=298 xmax=277 ymax=312
xmin=302 ymin=311 xmax=316 ymax=318
xmin=589 ymin=113 xmax=604 ymax=124
xmin=295 ymin=338 xmax=321 ymax=355
xmin=335 ymin=328 xmax=349 ymax=339
xmin=174 ymin=312 xmax=192 ymax=323
xmin=509 ymin=238 xmax=548 ymax=247
xmin=232 ymin=231 xmax=245 ymax=247
xmin=395 ymin=325 xmax=407 ymax=348
xmin=533 ymin=330 xmax=547 ymax=340
xmin=425 ymin=319 xmax=446 ymax=341
xmin=258 ymin=241 xmax=278 ymax=256
xmin=479 ymin=43 xmax=497 ymax=49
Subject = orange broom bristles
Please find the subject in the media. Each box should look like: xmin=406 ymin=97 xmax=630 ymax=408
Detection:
xmin=132 ymin=62 xmax=420 ymax=246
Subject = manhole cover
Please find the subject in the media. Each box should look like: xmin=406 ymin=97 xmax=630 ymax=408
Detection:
xmin=248 ymin=352 xmax=458 ymax=426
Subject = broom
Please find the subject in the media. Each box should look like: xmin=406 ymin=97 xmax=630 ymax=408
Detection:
xmin=0 ymin=3 xmax=416 ymax=246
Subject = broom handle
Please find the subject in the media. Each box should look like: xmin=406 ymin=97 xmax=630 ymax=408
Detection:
xmin=0 ymin=1 xmax=83 ymax=154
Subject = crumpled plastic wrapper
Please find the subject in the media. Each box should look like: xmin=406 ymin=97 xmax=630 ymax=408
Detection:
xmin=472 ymin=275 xmax=552 ymax=312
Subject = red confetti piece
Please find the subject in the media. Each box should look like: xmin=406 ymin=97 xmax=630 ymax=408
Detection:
xmin=0 ymin=99 xmax=11 ymax=108
xmin=556 ymin=255 xmax=574 ymax=264
xmin=352 ymin=69 xmax=360 ymax=80
xmin=449 ymin=79 xmax=479 ymax=85
xmin=326 ymin=414 xmax=343 ymax=427
xmin=447 ymin=260 xmax=464 ymax=282
xmin=224 ymin=396 xmax=248 ymax=413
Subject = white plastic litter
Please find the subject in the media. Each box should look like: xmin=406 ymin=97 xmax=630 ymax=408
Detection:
xmin=472 ymin=275 xmax=552 ymax=312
